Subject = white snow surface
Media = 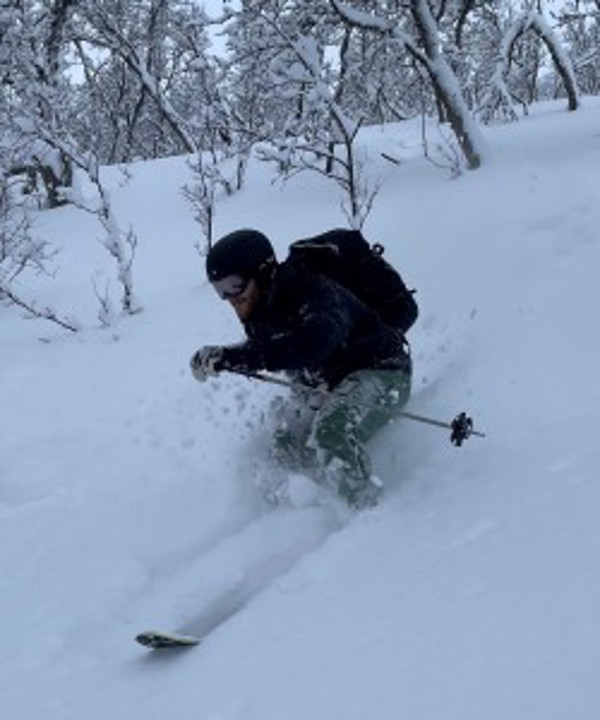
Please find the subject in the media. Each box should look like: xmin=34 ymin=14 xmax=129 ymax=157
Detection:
xmin=2 ymin=98 xmax=600 ymax=719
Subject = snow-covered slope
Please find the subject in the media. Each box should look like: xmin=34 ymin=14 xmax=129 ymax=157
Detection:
xmin=1 ymin=98 xmax=600 ymax=719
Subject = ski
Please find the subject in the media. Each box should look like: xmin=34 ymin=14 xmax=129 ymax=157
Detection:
xmin=135 ymin=630 xmax=201 ymax=650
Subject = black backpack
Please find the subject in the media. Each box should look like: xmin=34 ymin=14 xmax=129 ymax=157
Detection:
xmin=287 ymin=229 xmax=418 ymax=334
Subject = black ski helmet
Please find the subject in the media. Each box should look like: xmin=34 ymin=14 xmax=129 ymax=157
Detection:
xmin=206 ymin=229 xmax=276 ymax=282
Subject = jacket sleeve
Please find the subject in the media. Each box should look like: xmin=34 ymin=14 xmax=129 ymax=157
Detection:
xmin=219 ymin=280 xmax=351 ymax=373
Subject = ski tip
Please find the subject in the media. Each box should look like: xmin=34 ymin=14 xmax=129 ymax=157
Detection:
xmin=135 ymin=630 xmax=201 ymax=650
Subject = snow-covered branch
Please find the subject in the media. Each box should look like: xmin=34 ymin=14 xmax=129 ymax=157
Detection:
xmin=330 ymin=0 xmax=396 ymax=33
xmin=0 ymin=283 xmax=79 ymax=333
xmin=478 ymin=10 xmax=578 ymax=123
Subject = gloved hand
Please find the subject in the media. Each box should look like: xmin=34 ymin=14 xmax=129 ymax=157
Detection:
xmin=190 ymin=345 xmax=224 ymax=383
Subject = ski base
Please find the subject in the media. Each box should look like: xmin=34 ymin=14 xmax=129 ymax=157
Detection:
xmin=135 ymin=630 xmax=201 ymax=650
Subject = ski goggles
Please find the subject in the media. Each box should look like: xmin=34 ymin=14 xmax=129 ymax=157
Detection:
xmin=212 ymin=274 xmax=250 ymax=300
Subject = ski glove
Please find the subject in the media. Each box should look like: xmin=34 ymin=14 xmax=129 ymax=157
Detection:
xmin=190 ymin=345 xmax=224 ymax=383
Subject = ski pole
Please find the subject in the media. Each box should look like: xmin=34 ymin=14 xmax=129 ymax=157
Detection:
xmin=401 ymin=410 xmax=486 ymax=446
xmin=227 ymin=369 xmax=486 ymax=446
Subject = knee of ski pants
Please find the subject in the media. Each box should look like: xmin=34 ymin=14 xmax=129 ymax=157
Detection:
xmin=270 ymin=390 xmax=323 ymax=467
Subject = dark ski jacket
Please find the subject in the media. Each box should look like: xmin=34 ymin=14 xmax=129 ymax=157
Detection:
xmin=218 ymin=260 xmax=411 ymax=390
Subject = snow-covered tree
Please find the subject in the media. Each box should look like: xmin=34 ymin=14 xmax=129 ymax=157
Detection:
xmin=331 ymin=0 xmax=485 ymax=169
xmin=0 ymin=1 xmax=78 ymax=328
xmin=478 ymin=6 xmax=579 ymax=122
xmin=556 ymin=0 xmax=600 ymax=96
xmin=224 ymin=1 xmax=380 ymax=227
xmin=0 ymin=0 xmax=76 ymax=208
xmin=0 ymin=1 xmax=146 ymax=326
xmin=73 ymin=0 xmax=205 ymax=158
xmin=0 ymin=138 xmax=79 ymax=332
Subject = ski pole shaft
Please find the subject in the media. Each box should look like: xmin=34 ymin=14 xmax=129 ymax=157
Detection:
xmin=227 ymin=369 xmax=486 ymax=444
xmin=400 ymin=410 xmax=486 ymax=438
xmin=236 ymin=370 xmax=294 ymax=389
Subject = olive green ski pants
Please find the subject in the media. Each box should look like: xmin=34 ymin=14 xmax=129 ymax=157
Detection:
xmin=272 ymin=367 xmax=411 ymax=502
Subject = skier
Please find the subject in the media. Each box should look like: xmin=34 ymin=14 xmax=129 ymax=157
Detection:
xmin=190 ymin=229 xmax=412 ymax=508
